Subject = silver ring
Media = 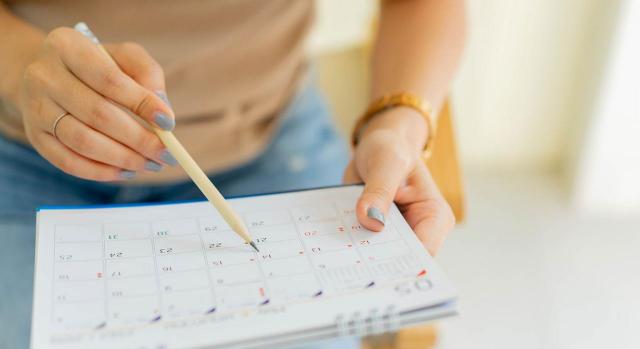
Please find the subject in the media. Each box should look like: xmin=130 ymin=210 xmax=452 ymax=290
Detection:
xmin=52 ymin=112 xmax=70 ymax=139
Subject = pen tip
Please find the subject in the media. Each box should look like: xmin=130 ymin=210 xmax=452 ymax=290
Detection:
xmin=249 ymin=241 xmax=260 ymax=252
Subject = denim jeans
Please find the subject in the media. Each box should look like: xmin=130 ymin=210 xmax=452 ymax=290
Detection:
xmin=0 ymin=80 xmax=358 ymax=349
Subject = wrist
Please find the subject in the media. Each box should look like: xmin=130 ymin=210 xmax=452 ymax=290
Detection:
xmin=359 ymin=106 xmax=429 ymax=153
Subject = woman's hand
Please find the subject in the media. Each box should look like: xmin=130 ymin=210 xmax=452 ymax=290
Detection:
xmin=343 ymin=108 xmax=455 ymax=255
xmin=18 ymin=27 xmax=176 ymax=181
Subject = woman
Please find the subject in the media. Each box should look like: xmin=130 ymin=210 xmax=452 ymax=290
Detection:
xmin=0 ymin=0 xmax=465 ymax=347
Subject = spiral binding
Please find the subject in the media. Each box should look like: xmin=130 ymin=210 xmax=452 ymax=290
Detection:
xmin=335 ymin=305 xmax=399 ymax=337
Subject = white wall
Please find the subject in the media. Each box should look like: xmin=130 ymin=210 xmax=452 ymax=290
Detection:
xmin=571 ymin=0 xmax=640 ymax=215
xmin=451 ymin=0 xmax=620 ymax=172
xmin=311 ymin=0 xmax=621 ymax=173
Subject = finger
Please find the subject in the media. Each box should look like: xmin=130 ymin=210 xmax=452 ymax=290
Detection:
xmin=42 ymin=59 xmax=173 ymax=165
xmin=395 ymin=160 xmax=445 ymax=206
xmin=30 ymin=131 xmax=127 ymax=182
xmin=44 ymin=27 xmax=174 ymax=130
xmin=106 ymin=42 xmax=165 ymax=92
xmin=55 ymin=111 xmax=162 ymax=173
xmin=396 ymin=163 xmax=455 ymax=255
xmin=342 ymin=160 xmax=362 ymax=184
xmin=356 ymin=149 xmax=412 ymax=232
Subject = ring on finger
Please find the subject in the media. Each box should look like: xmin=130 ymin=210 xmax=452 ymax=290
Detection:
xmin=52 ymin=111 xmax=71 ymax=140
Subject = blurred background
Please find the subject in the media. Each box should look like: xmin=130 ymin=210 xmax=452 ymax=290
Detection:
xmin=309 ymin=0 xmax=639 ymax=348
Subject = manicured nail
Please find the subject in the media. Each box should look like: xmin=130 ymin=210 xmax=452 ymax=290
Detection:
xmin=144 ymin=160 xmax=163 ymax=172
xmin=120 ymin=170 xmax=136 ymax=179
xmin=154 ymin=112 xmax=175 ymax=131
xmin=155 ymin=90 xmax=172 ymax=108
xmin=367 ymin=207 xmax=385 ymax=226
xmin=160 ymin=149 xmax=178 ymax=166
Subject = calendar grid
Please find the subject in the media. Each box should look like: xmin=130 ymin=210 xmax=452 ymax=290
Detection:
xmin=48 ymin=200 xmax=431 ymax=331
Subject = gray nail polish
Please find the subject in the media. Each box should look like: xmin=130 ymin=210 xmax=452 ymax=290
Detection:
xmin=120 ymin=170 xmax=136 ymax=179
xmin=154 ymin=112 xmax=175 ymax=131
xmin=155 ymin=90 xmax=172 ymax=108
xmin=144 ymin=160 xmax=163 ymax=172
xmin=367 ymin=207 xmax=385 ymax=225
xmin=160 ymin=149 xmax=178 ymax=166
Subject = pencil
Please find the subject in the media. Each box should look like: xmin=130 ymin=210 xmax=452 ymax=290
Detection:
xmin=74 ymin=22 xmax=259 ymax=253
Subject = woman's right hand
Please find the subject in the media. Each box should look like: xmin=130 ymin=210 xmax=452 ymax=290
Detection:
xmin=18 ymin=27 xmax=177 ymax=181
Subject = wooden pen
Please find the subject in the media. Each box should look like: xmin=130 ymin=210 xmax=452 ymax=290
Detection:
xmin=74 ymin=22 xmax=259 ymax=252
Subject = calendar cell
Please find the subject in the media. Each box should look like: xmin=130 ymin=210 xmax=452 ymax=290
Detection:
xmin=335 ymin=200 xmax=357 ymax=216
xmin=209 ymin=263 xmax=262 ymax=285
xmin=54 ymin=224 xmax=101 ymax=243
xmin=303 ymin=233 xmax=353 ymax=253
xmin=163 ymin=288 xmax=214 ymax=318
xmin=53 ymin=300 xmax=105 ymax=330
xmin=216 ymin=281 xmax=266 ymax=308
xmin=258 ymin=239 xmax=304 ymax=260
xmin=105 ymin=238 xmax=152 ymax=259
xmin=206 ymin=247 xmax=255 ymax=268
xmin=350 ymin=225 xmax=399 ymax=245
xmin=250 ymin=223 xmax=298 ymax=244
xmin=108 ymin=295 xmax=160 ymax=325
xmin=104 ymin=222 xmax=150 ymax=240
xmin=319 ymin=264 xmax=372 ymax=290
xmin=261 ymin=256 xmax=312 ymax=278
xmin=299 ymin=220 xmax=347 ymax=237
xmin=106 ymin=257 xmax=155 ymax=279
xmin=152 ymin=219 xmax=199 ymax=237
xmin=55 ymin=241 xmax=102 ymax=261
xmin=107 ymin=275 xmax=157 ymax=298
xmin=291 ymin=205 xmax=337 ymax=222
xmin=54 ymin=280 xmax=103 ymax=303
xmin=359 ymin=240 xmax=411 ymax=261
xmin=201 ymin=230 xmax=245 ymax=249
xmin=311 ymin=249 xmax=362 ymax=269
xmin=54 ymin=260 xmax=103 ymax=281
xmin=159 ymin=269 xmax=209 ymax=293
xmin=198 ymin=215 xmax=232 ymax=234
xmin=157 ymin=252 xmax=206 ymax=273
xmin=267 ymin=274 xmax=321 ymax=301
xmin=243 ymin=209 xmax=290 ymax=227
xmin=154 ymin=234 xmax=201 ymax=255
xmin=369 ymin=255 xmax=421 ymax=281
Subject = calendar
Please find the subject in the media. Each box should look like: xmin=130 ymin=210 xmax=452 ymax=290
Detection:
xmin=31 ymin=185 xmax=457 ymax=349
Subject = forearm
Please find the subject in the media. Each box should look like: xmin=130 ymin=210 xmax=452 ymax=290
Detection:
xmin=0 ymin=1 xmax=45 ymax=106
xmin=366 ymin=0 xmax=466 ymax=150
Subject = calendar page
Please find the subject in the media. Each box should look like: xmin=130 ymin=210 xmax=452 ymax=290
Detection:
xmin=31 ymin=185 xmax=456 ymax=349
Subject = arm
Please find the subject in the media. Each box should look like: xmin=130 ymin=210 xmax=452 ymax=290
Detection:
xmin=369 ymin=0 xmax=466 ymax=150
xmin=0 ymin=2 xmax=44 ymax=105
xmin=345 ymin=0 xmax=466 ymax=254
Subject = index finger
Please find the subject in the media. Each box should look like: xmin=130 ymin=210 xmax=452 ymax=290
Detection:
xmin=45 ymin=27 xmax=174 ymax=130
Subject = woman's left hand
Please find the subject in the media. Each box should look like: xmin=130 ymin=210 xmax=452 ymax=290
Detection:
xmin=343 ymin=108 xmax=455 ymax=256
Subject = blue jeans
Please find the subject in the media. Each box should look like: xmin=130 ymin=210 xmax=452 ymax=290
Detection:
xmin=0 ymin=81 xmax=358 ymax=349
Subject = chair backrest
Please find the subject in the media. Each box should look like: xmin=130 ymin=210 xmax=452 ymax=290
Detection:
xmin=425 ymin=101 xmax=465 ymax=222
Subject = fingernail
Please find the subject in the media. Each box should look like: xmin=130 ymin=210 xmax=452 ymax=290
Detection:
xmin=367 ymin=207 xmax=385 ymax=226
xmin=155 ymin=90 xmax=172 ymax=108
xmin=154 ymin=112 xmax=175 ymax=131
xmin=144 ymin=160 xmax=163 ymax=172
xmin=160 ymin=149 xmax=178 ymax=166
xmin=120 ymin=170 xmax=136 ymax=179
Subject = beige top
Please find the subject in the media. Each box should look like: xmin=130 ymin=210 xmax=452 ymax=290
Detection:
xmin=0 ymin=0 xmax=313 ymax=183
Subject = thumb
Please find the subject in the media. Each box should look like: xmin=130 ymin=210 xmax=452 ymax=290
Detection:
xmin=356 ymin=157 xmax=409 ymax=232
xmin=106 ymin=43 xmax=174 ymax=129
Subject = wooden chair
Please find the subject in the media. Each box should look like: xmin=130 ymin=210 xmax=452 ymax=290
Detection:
xmin=361 ymin=101 xmax=465 ymax=349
